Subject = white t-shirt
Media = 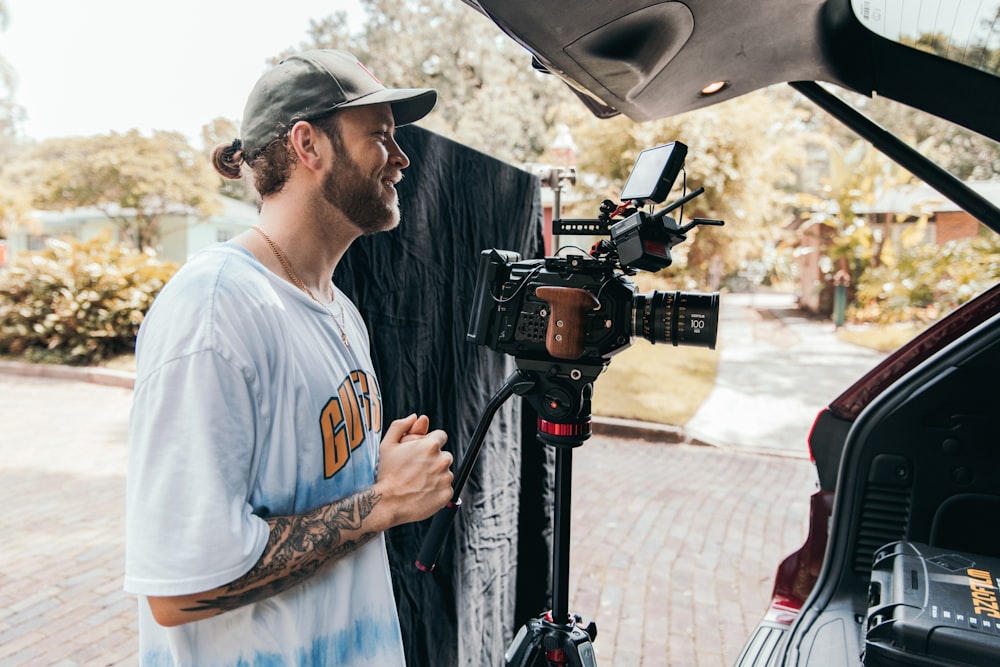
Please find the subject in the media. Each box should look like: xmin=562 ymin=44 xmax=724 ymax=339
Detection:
xmin=124 ymin=244 xmax=405 ymax=667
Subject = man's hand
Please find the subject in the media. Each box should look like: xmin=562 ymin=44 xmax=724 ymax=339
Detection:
xmin=375 ymin=414 xmax=454 ymax=527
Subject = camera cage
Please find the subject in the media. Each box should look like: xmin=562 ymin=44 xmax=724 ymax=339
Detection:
xmin=465 ymin=142 xmax=724 ymax=372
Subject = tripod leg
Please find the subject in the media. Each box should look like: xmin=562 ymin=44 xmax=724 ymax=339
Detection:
xmin=552 ymin=446 xmax=573 ymax=625
xmin=505 ymin=417 xmax=599 ymax=667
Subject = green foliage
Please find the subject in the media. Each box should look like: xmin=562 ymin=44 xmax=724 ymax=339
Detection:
xmin=850 ymin=232 xmax=1000 ymax=324
xmin=0 ymin=233 xmax=177 ymax=365
xmin=832 ymin=91 xmax=1000 ymax=182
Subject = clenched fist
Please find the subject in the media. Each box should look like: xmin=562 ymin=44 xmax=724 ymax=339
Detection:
xmin=374 ymin=414 xmax=454 ymax=527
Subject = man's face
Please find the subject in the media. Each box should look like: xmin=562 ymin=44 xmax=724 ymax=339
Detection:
xmin=321 ymin=104 xmax=410 ymax=236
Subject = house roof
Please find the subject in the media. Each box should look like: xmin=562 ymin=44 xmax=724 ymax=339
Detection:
xmin=860 ymin=181 xmax=1000 ymax=216
xmin=26 ymin=196 xmax=258 ymax=228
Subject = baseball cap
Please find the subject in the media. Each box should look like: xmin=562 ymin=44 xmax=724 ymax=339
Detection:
xmin=241 ymin=49 xmax=438 ymax=158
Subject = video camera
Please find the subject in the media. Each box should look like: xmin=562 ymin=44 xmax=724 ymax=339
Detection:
xmin=466 ymin=142 xmax=722 ymax=372
xmin=417 ymin=143 xmax=727 ymax=663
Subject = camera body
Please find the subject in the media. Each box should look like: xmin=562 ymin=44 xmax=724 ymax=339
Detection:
xmin=466 ymin=250 xmax=637 ymax=364
xmin=465 ymin=247 xmax=719 ymax=367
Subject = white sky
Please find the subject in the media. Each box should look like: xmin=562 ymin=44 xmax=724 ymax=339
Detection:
xmin=2 ymin=0 xmax=364 ymax=145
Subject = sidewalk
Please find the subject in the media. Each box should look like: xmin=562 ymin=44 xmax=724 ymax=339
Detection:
xmin=684 ymin=291 xmax=886 ymax=457
xmin=0 ymin=374 xmax=137 ymax=666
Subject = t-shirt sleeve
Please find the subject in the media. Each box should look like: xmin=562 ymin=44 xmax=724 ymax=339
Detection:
xmin=124 ymin=349 xmax=270 ymax=597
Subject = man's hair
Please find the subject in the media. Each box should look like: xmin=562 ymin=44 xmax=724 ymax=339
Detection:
xmin=211 ymin=113 xmax=342 ymax=198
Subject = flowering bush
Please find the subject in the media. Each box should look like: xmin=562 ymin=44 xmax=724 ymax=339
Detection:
xmin=0 ymin=234 xmax=177 ymax=365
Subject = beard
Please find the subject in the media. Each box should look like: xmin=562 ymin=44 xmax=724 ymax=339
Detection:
xmin=322 ymin=144 xmax=400 ymax=236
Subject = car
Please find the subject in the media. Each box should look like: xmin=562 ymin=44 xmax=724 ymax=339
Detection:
xmin=459 ymin=0 xmax=1000 ymax=665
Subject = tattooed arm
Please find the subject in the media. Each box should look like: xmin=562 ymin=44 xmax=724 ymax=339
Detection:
xmin=146 ymin=414 xmax=453 ymax=627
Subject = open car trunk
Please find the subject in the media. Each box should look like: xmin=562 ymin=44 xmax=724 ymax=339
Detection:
xmin=737 ymin=284 xmax=1000 ymax=666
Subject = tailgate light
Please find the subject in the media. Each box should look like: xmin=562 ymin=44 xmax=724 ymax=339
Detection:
xmin=765 ymin=595 xmax=802 ymax=625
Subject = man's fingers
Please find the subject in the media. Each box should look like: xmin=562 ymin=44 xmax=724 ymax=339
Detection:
xmin=384 ymin=414 xmax=419 ymax=443
xmin=406 ymin=414 xmax=431 ymax=437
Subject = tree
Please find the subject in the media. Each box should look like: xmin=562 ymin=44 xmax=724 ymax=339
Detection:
xmin=802 ymin=139 xmax=904 ymax=285
xmin=824 ymin=90 xmax=1000 ymax=182
xmin=0 ymin=0 xmax=18 ymax=141
xmin=2 ymin=130 xmax=221 ymax=252
xmin=288 ymin=0 xmax=576 ymax=164
xmin=0 ymin=0 xmax=25 ymax=233
xmin=834 ymin=14 xmax=1000 ymax=181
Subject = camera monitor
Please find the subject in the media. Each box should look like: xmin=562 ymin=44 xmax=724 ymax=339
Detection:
xmin=619 ymin=141 xmax=687 ymax=204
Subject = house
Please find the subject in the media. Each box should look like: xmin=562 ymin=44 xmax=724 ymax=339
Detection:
xmin=861 ymin=180 xmax=1000 ymax=244
xmin=790 ymin=180 xmax=1000 ymax=315
xmin=1 ymin=196 xmax=259 ymax=266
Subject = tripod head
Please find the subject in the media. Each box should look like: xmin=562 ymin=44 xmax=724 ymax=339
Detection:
xmin=514 ymin=358 xmax=601 ymax=446
xmin=415 ymin=358 xmax=597 ymax=573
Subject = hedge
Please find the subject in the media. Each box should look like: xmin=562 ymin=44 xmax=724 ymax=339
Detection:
xmin=0 ymin=234 xmax=177 ymax=365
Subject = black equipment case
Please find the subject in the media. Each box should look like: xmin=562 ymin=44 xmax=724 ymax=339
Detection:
xmin=864 ymin=541 xmax=1000 ymax=666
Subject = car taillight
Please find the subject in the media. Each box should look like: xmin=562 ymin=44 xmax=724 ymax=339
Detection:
xmin=806 ymin=410 xmax=823 ymax=464
xmin=764 ymin=595 xmax=802 ymax=625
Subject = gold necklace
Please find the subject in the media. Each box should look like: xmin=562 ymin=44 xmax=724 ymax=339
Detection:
xmin=251 ymin=225 xmax=350 ymax=348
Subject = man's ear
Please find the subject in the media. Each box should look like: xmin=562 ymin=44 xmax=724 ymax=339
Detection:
xmin=288 ymin=121 xmax=325 ymax=172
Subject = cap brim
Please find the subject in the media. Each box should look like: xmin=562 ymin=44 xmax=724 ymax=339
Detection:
xmin=339 ymin=88 xmax=438 ymax=126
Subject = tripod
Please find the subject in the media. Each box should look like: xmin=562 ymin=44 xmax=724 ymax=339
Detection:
xmin=417 ymin=357 xmax=602 ymax=667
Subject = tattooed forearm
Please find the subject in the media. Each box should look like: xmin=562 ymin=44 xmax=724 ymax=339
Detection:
xmin=180 ymin=487 xmax=382 ymax=616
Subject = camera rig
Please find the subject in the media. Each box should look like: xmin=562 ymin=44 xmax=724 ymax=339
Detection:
xmin=418 ymin=142 xmax=725 ymax=666
xmin=467 ymin=142 xmax=723 ymax=386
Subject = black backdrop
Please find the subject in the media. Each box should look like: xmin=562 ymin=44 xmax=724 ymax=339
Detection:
xmin=335 ymin=125 xmax=554 ymax=667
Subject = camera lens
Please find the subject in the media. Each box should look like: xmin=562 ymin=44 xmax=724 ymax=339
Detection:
xmin=633 ymin=291 xmax=719 ymax=349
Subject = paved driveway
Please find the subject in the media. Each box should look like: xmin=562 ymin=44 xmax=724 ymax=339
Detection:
xmin=0 ymin=373 xmax=814 ymax=666
xmin=685 ymin=292 xmax=886 ymax=456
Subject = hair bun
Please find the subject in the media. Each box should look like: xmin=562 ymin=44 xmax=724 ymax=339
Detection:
xmin=211 ymin=139 xmax=244 ymax=180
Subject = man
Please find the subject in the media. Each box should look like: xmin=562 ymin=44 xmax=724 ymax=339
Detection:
xmin=124 ymin=49 xmax=454 ymax=666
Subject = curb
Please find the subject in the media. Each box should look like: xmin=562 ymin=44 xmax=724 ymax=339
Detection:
xmin=0 ymin=359 xmax=135 ymax=389
xmin=0 ymin=360 xmax=697 ymax=446
xmin=0 ymin=360 xmax=806 ymax=457
xmin=590 ymin=414 xmax=689 ymax=444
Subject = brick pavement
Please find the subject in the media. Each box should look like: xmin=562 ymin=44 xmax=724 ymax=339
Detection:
xmin=568 ymin=438 xmax=814 ymax=667
xmin=0 ymin=374 xmax=136 ymax=667
xmin=0 ymin=372 xmax=814 ymax=666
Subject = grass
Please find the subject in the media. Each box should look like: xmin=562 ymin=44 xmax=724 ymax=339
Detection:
xmin=835 ymin=322 xmax=926 ymax=353
xmin=99 ymin=354 xmax=137 ymax=372
xmin=590 ymin=342 xmax=720 ymax=425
